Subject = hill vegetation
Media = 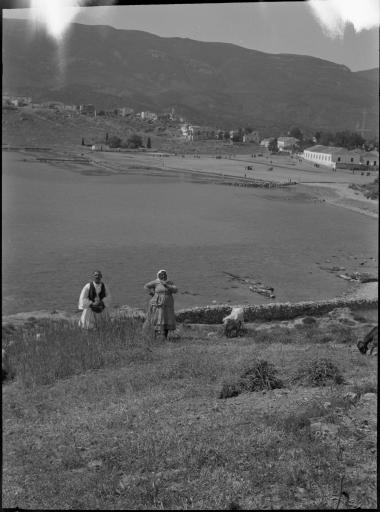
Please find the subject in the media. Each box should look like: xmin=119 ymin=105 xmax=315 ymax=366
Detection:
xmin=3 ymin=19 xmax=379 ymax=136
xmin=2 ymin=312 xmax=378 ymax=509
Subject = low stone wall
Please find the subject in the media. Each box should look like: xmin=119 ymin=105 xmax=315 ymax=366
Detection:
xmin=175 ymin=297 xmax=378 ymax=324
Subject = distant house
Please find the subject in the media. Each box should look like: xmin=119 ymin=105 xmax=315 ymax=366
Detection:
xmin=360 ymin=151 xmax=378 ymax=167
xmin=117 ymin=107 xmax=134 ymax=117
xmin=79 ymin=104 xmax=96 ymax=115
xmin=277 ymin=136 xmax=299 ymax=151
xmin=91 ymin=144 xmax=103 ymax=151
xmin=243 ymin=131 xmax=260 ymax=144
xmin=302 ymin=145 xmax=362 ymax=168
xmin=63 ymin=104 xmax=77 ymax=112
xmin=260 ymin=137 xmax=275 ymax=148
xmin=140 ymin=111 xmax=157 ymax=121
xmin=182 ymin=125 xmax=215 ymax=141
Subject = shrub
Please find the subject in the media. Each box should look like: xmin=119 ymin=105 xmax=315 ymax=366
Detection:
xmin=240 ymin=359 xmax=283 ymax=392
xmin=293 ymin=358 xmax=344 ymax=387
xmin=218 ymin=380 xmax=244 ymax=399
xmin=302 ymin=316 xmax=317 ymax=325
xmin=219 ymin=359 xmax=283 ymax=399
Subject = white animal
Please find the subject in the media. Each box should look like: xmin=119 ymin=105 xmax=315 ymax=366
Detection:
xmin=222 ymin=307 xmax=245 ymax=338
xmin=223 ymin=307 xmax=244 ymax=324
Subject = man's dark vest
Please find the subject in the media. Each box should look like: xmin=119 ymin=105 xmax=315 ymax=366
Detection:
xmin=88 ymin=282 xmax=106 ymax=301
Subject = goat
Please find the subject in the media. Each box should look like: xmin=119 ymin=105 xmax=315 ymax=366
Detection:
xmin=223 ymin=307 xmax=245 ymax=338
xmin=357 ymin=326 xmax=378 ymax=355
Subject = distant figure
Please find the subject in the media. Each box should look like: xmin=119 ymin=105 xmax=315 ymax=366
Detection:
xmin=144 ymin=269 xmax=178 ymax=339
xmin=78 ymin=270 xmax=111 ymax=329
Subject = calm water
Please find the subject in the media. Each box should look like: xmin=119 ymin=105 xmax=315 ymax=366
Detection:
xmin=2 ymin=151 xmax=378 ymax=315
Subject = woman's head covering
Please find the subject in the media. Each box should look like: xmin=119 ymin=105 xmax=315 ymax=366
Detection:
xmin=157 ymin=269 xmax=167 ymax=279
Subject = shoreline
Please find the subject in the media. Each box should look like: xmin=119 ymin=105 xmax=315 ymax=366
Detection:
xmin=2 ymin=282 xmax=377 ymax=327
xmin=298 ymin=182 xmax=378 ymax=219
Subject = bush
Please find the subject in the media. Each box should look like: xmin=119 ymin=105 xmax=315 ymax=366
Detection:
xmin=293 ymin=358 xmax=344 ymax=387
xmin=127 ymin=134 xmax=143 ymax=148
xmin=218 ymin=380 xmax=244 ymax=399
xmin=219 ymin=359 xmax=283 ymax=399
xmin=108 ymin=135 xmax=122 ymax=148
xmin=240 ymin=359 xmax=283 ymax=392
xmin=302 ymin=316 xmax=317 ymax=325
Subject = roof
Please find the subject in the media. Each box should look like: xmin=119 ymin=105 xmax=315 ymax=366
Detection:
xmin=361 ymin=150 xmax=379 ymax=158
xmin=278 ymin=136 xmax=299 ymax=143
xmin=304 ymin=145 xmax=352 ymax=154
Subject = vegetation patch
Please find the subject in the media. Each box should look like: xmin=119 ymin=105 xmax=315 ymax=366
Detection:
xmin=219 ymin=359 xmax=283 ymax=399
xmin=293 ymin=358 xmax=345 ymax=387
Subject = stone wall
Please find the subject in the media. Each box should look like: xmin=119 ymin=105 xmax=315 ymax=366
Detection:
xmin=175 ymin=298 xmax=378 ymax=324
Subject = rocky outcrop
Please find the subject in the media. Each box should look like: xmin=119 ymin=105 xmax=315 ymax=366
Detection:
xmin=175 ymin=297 xmax=378 ymax=324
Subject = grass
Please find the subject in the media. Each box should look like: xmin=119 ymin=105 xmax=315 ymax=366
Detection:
xmin=349 ymin=177 xmax=379 ymax=200
xmin=3 ymin=317 xmax=378 ymax=509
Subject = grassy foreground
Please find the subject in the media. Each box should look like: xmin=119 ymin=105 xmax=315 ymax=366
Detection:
xmin=2 ymin=316 xmax=377 ymax=510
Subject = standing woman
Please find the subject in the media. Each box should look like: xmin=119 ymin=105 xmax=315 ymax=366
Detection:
xmin=144 ymin=269 xmax=178 ymax=338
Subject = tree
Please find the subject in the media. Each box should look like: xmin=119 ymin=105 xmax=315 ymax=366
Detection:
xmin=268 ymin=138 xmax=278 ymax=153
xmin=108 ymin=135 xmax=122 ymax=148
xmin=334 ymin=131 xmax=365 ymax=150
xmin=289 ymin=126 xmax=303 ymax=140
xmin=105 ymin=132 xmax=109 ymax=143
xmin=81 ymin=137 xmax=84 ymax=146
xmin=127 ymin=134 xmax=143 ymax=148
xmin=245 ymin=126 xmax=253 ymax=134
xmin=314 ymin=131 xmax=321 ymax=143
xmin=319 ymin=131 xmax=334 ymax=146
xmin=146 ymin=137 xmax=151 ymax=149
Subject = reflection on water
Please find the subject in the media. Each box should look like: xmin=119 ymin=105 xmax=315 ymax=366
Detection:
xmin=2 ymin=152 xmax=378 ymax=314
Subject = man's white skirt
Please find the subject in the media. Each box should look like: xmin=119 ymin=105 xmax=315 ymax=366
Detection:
xmin=79 ymin=308 xmax=110 ymax=329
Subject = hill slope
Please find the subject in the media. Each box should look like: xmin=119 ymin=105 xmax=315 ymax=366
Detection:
xmin=3 ymin=19 xmax=379 ymax=135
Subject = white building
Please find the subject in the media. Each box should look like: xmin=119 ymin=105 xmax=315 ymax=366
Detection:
xmin=140 ymin=111 xmax=157 ymax=121
xmin=277 ymin=136 xmax=299 ymax=151
xmin=303 ymin=145 xmax=362 ymax=168
xmin=117 ymin=107 xmax=134 ymax=117
xmin=260 ymin=137 xmax=275 ymax=148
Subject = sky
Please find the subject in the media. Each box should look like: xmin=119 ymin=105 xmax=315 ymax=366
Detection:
xmin=2 ymin=1 xmax=379 ymax=72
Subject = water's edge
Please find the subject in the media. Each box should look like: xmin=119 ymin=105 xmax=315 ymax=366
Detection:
xmin=2 ymin=297 xmax=377 ymax=327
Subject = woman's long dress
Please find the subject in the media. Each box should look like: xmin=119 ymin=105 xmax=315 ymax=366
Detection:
xmin=144 ymin=279 xmax=177 ymax=333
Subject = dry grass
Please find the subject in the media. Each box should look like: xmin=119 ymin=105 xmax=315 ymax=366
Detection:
xmin=2 ymin=318 xmax=377 ymax=509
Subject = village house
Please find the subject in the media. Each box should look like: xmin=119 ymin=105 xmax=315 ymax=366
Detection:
xmin=243 ymin=131 xmax=260 ymax=144
xmin=7 ymin=96 xmax=32 ymax=107
xmin=183 ymin=125 xmax=215 ymax=141
xmin=277 ymin=136 xmax=299 ymax=151
xmin=63 ymin=104 xmax=77 ymax=112
xmin=117 ymin=107 xmax=134 ymax=117
xmin=360 ymin=150 xmax=378 ymax=167
xmin=79 ymin=104 xmax=96 ymax=115
xmin=140 ymin=111 xmax=158 ymax=121
xmin=303 ymin=145 xmax=363 ymax=168
xmin=260 ymin=137 xmax=275 ymax=148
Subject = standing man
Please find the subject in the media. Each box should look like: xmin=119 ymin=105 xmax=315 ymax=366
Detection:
xmin=78 ymin=270 xmax=111 ymax=329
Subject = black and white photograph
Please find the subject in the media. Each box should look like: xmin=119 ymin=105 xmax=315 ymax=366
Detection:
xmin=2 ymin=0 xmax=378 ymax=509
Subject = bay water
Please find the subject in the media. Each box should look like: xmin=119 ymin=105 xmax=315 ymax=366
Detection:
xmin=2 ymin=151 xmax=377 ymax=315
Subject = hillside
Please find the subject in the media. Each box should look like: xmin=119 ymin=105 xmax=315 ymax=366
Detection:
xmin=2 ymin=307 xmax=378 ymax=509
xmin=3 ymin=19 xmax=379 ymax=135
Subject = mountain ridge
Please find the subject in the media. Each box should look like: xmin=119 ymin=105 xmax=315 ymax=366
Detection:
xmin=3 ymin=19 xmax=379 ymax=135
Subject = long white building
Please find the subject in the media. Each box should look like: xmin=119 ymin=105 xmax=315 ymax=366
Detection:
xmin=303 ymin=145 xmax=362 ymax=168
